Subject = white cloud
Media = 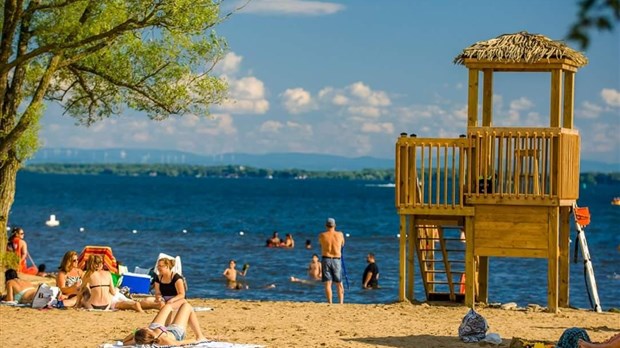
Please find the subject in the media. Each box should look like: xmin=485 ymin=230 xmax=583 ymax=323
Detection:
xmin=217 ymin=76 xmax=269 ymax=114
xmin=260 ymin=120 xmax=284 ymax=133
xmin=215 ymin=52 xmax=243 ymax=75
xmin=601 ymin=88 xmax=620 ymax=107
xmin=510 ymin=97 xmax=534 ymax=111
xmin=347 ymin=106 xmax=381 ymax=118
xmin=285 ymin=121 xmax=313 ymax=136
xmin=240 ymin=0 xmax=345 ymax=16
xmin=196 ymin=113 xmax=237 ymax=136
xmin=347 ymin=82 xmax=391 ymax=106
xmin=361 ymin=122 xmax=394 ymax=134
xmin=281 ymin=88 xmax=315 ymax=114
xmin=578 ymin=101 xmax=603 ymax=119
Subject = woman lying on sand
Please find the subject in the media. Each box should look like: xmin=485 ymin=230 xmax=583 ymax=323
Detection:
xmin=122 ymin=302 xmax=207 ymax=346
xmin=3 ymin=269 xmax=37 ymax=304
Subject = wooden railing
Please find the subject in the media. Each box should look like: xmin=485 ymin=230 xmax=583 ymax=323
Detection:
xmin=395 ymin=127 xmax=580 ymax=211
xmin=466 ymin=127 xmax=580 ymax=203
xmin=395 ymin=135 xmax=469 ymax=210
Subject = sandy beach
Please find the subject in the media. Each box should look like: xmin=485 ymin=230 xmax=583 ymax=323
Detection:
xmin=1 ymin=294 xmax=619 ymax=348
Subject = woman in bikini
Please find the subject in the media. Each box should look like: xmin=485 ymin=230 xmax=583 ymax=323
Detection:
xmin=153 ymin=258 xmax=186 ymax=310
xmin=76 ymin=255 xmax=114 ymax=310
xmin=56 ymin=250 xmax=84 ymax=307
xmin=3 ymin=269 xmax=37 ymax=304
xmin=76 ymin=255 xmax=159 ymax=312
xmin=122 ymin=302 xmax=207 ymax=346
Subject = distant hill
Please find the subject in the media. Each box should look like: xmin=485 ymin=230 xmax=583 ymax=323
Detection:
xmin=27 ymin=148 xmax=618 ymax=172
xmin=28 ymin=148 xmax=394 ymax=171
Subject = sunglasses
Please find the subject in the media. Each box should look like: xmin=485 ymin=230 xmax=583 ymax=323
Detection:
xmin=72 ymin=259 xmax=78 ymax=262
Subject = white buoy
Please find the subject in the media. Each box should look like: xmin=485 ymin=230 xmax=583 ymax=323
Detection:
xmin=239 ymin=231 xmax=245 ymax=236
xmin=345 ymin=233 xmax=350 ymax=238
xmin=45 ymin=215 xmax=60 ymax=227
xmin=79 ymin=227 xmax=85 ymax=232
xmin=396 ymin=233 xmax=401 ymax=238
xmin=182 ymin=229 xmax=187 ymax=233
xmin=132 ymin=229 xmax=138 ymax=234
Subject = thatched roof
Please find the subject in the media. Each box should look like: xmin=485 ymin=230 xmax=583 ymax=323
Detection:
xmin=453 ymin=31 xmax=588 ymax=66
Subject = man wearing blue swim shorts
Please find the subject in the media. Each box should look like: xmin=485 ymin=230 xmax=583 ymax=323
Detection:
xmin=318 ymin=218 xmax=345 ymax=304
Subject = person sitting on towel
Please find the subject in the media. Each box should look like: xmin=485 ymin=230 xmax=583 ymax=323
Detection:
xmin=122 ymin=302 xmax=207 ymax=346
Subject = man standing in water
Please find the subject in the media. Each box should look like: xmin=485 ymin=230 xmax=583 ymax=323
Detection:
xmin=318 ymin=218 xmax=345 ymax=304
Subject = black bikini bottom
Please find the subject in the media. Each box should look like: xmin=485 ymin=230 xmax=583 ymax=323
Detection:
xmin=91 ymin=304 xmax=109 ymax=310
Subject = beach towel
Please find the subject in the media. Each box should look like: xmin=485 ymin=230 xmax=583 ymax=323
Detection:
xmin=0 ymin=301 xmax=30 ymax=307
xmin=100 ymin=340 xmax=264 ymax=347
xmin=458 ymin=308 xmax=488 ymax=343
xmin=556 ymin=327 xmax=590 ymax=348
xmin=78 ymin=246 xmax=119 ymax=273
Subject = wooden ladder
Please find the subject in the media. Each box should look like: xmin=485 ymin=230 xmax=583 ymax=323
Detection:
xmin=415 ymin=226 xmax=466 ymax=302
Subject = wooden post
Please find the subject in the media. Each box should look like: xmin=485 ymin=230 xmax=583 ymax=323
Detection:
xmin=563 ymin=71 xmax=575 ymax=129
xmin=478 ymin=257 xmax=489 ymax=303
xmin=468 ymin=69 xmax=479 ymax=127
xmin=482 ymin=69 xmax=493 ymax=126
xmin=547 ymin=207 xmax=559 ymax=313
xmin=407 ymin=216 xmax=416 ymax=301
xmin=550 ymin=69 xmax=562 ymax=127
xmin=559 ymin=206 xmax=571 ymax=307
xmin=399 ymin=214 xmax=407 ymax=301
xmin=465 ymin=216 xmax=475 ymax=307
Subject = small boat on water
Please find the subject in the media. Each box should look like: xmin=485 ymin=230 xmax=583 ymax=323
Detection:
xmin=612 ymin=197 xmax=620 ymax=206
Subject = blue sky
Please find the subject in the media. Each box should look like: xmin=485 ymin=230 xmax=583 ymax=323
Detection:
xmin=39 ymin=0 xmax=619 ymax=164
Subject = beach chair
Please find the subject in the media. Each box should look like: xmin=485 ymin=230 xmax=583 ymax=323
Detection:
xmin=77 ymin=245 xmax=119 ymax=273
xmin=77 ymin=246 xmax=122 ymax=286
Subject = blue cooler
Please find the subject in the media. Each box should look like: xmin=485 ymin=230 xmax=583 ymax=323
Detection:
xmin=120 ymin=272 xmax=151 ymax=294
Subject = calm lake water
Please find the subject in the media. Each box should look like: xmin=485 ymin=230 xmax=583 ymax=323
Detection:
xmin=9 ymin=172 xmax=620 ymax=308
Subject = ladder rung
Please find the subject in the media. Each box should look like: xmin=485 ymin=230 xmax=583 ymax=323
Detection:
xmin=427 ymin=281 xmax=450 ymax=284
xmin=422 ymin=259 xmax=465 ymax=263
xmin=426 ymin=270 xmax=447 ymax=274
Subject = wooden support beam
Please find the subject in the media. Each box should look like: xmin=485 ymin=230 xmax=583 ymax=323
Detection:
xmin=468 ymin=69 xmax=479 ymax=127
xmin=478 ymin=256 xmax=489 ymax=303
xmin=547 ymin=207 xmax=559 ymax=313
xmin=407 ymin=215 xmax=416 ymax=301
xmin=563 ymin=71 xmax=575 ymax=129
xmin=465 ymin=216 xmax=475 ymax=307
xmin=550 ymin=69 xmax=562 ymax=127
xmin=559 ymin=206 xmax=571 ymax=307
xmin=482 ymin=69 xmax=493 ymax=126
xmin=399 ymin=215 xmax=407 ymax=301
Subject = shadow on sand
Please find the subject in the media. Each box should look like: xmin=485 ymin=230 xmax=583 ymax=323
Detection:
xmin=344 ymin=334 xmax=512 ymax=348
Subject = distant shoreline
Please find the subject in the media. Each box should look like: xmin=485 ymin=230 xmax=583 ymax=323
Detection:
xmin=20 ymin=163 xmax=620 ymax=184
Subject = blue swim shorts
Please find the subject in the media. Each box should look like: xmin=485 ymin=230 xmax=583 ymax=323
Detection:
xmin=321 ymin=258 xmax=342 ymax=283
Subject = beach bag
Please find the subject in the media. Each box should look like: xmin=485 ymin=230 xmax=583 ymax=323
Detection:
xmin=31 ymin=283 xmax=60 ymax=309
xmin=458 ymin=308 xmax=488 ymax=343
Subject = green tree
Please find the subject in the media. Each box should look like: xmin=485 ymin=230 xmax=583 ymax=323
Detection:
xmin=0 ymin=0 xmax=238 ymax=276
xmin=568 ymin=0 xmax=620 ymax=49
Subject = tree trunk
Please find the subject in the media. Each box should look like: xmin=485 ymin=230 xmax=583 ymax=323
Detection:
xmin=0 ymin=152 xmax=20 ymax=291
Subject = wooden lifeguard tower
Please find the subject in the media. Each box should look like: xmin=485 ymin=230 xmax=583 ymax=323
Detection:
xmin=395 ymin=32 xmax=588 ymax=313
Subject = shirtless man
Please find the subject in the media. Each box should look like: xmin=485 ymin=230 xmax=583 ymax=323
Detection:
xmin=318 ymin=218 xmax=345 ymax=304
